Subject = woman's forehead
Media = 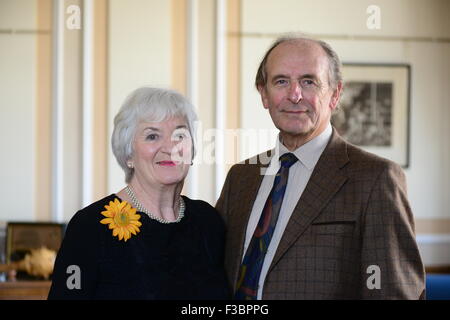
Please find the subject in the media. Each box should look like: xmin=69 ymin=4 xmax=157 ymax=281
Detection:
xmin=137 ymin=115 xmax=188 ymax=130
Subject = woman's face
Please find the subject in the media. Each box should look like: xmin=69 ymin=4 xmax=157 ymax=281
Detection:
xmin=130 ymin=115 xmax=192 ymax=188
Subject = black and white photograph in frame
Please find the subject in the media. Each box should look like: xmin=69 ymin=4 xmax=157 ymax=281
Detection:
xmin=332 ymin=64 xmax=411 ymax=168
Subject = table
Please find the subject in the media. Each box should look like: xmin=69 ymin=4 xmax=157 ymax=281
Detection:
xmin=0 ymin=281 xmax=51 ymax=300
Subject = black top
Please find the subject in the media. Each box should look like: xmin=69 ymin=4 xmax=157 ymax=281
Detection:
xmin=48 ymin=194 xmax=230 ymax=300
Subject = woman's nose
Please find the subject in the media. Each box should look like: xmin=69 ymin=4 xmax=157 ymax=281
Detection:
xmin=160 ymin=137 xmax=178 ymax=154
xmin=288 ymin=82 xmax=302 ymax=104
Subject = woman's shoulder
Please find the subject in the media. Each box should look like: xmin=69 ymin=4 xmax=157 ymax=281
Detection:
xmin=67 ymin=194 xmax=119 ymax=230
xmin=182 ymin=196 xmax=223 ymax=223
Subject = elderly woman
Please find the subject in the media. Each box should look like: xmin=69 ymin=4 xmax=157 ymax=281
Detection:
xmin=48 ymin=87 xmax=230 ymax=299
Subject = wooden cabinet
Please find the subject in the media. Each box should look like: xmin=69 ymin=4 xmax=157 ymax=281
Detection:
xmin=0 ymin=281 xmax=51 ymax=300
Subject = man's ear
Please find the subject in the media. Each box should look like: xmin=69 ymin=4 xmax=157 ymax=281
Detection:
xmin=258 ymin=84 xmax=269 ymax=109
xmin=329 ymin=81 xmax=343 ymax=111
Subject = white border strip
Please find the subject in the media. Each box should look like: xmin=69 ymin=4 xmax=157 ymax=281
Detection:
xmin=52 ymin=0 xmax=65 ymax=222
xmin=82 ymin=0 xmax=94 ymax=206
xmin=215 ymin=0 xmax=226 ymax=201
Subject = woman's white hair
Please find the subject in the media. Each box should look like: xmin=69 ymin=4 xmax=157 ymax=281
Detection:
xmin=112 ymin=87 xmax=198 ymax=183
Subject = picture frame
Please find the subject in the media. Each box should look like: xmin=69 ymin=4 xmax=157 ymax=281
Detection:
xmin=331 ymin=63 xmax=411 ymax=168
xmin=5 ymin=222 xmax=65 ymax=279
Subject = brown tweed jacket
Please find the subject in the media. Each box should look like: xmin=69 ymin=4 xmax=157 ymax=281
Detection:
xmin=216 ymin=128 xmax=425 ymax=299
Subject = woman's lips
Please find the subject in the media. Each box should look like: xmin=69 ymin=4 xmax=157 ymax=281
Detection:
xmin=157 ymin=161 xmax=177 ymax=166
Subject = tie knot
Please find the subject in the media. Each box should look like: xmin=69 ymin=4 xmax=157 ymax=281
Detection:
xmin=279 ymin=153 xmax=298 ymax=169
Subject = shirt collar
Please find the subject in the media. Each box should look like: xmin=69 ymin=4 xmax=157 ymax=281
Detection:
xmin=275 ymin=123 xmax=332 ymax=170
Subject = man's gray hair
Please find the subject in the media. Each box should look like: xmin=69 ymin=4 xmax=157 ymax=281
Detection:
xmin=112 ymin=87 xmax=198 ymax=183
xmin=255 ymin=33 xmax=343 ymax=90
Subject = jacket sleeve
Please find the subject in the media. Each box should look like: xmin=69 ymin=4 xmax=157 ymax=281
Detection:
xmin=360 ymin=162 xmax=425 ymax=299
xmin=47 ymin=210 xmax=99 ymax=299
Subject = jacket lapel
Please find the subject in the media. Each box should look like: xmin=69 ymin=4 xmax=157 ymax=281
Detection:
xmin=228 ymin=154 xmax=272 ymax=289
xmin=269 ymin=129 xmax=350 ymax=272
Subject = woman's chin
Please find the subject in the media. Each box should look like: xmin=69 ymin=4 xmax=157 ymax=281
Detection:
xmin=156 ymin=172 xmax=188 ymax=186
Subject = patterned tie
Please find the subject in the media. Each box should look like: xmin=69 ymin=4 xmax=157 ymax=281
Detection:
xmin=235 ymin=153 xmax=298 ymax=300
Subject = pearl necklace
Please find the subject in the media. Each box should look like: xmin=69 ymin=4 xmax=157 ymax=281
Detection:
xmin=125 ymin=185 xmax=185 ymax=224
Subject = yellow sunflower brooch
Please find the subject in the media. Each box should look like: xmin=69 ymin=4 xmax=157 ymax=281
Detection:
xmin=100 ymin=199 xmax=142 ymax=241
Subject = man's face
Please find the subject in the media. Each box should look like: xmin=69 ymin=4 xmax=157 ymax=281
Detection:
xmin=259 ymin=40 xmax=341 ymax=145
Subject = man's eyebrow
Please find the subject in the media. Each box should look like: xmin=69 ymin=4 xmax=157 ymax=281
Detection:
xmin=299 ymin=74 xmax=319 ymax=80
xmin=271 ymin=74 xmax=289 ymax=81
xmin=270 ymin=73 xmax=319 ymax=81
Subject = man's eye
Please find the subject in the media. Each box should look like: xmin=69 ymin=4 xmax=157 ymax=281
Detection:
xmin=275 ymin=79 xmax=288 ymax=86
xmin=301 ymin=79 xmax=315 ymax=86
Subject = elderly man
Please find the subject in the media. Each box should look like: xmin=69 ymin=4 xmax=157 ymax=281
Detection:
xmin=216 ymin=35 xmax=425 ymax=299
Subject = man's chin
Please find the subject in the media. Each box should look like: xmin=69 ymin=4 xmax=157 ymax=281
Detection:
xmin=277 ymin=121 xmax=312 ymax=136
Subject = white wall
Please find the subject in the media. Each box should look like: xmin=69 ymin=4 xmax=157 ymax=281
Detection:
xmin=0 ymin=0 xmax=36 ymax=221
xmin=107 ymin=0 xmax=172 ymax=194
xmin=240 ymin=0 xmax=450 ymax=221
xmin=1 ymin=0 xmax=448 ymax=229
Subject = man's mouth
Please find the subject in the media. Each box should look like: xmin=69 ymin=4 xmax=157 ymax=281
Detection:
xmin=283 ymin=110 xmax=308 ymax=114
xmin=281 ymin=106 xmax=309 ymax=114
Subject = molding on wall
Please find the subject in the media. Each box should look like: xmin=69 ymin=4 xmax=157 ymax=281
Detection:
xmin=92 ymin=0 xmax=108 ymax=202
xmin=82 ymin=0 xmax=94 ymax=207
xmin=0 ymin=29 xmax=51 ymax=34
xmin=215 ymin=0 xmax=226 ymax=200
xmin=230 ymin=31 xmax=450 ymax=44
xmin=171 ymin=0 xmax=187 ymax=95
xmin=52 ymin=0 xmax=65 ymax=222
xmin=225 ymin=0 xmax=241 ymax=175
xmin=415 ymin=218 xmax=450 ymax=234
xmin=185 ymin=0 xmax=199 ymax=199
xmin=35 ymin=0 xmax=53 ymax=221
xmin=416 ymin=233 xmax=450 ymax=266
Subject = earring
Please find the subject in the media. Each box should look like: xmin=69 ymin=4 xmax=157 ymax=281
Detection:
xmin=127 ymin=162 xmax=134 ymax=169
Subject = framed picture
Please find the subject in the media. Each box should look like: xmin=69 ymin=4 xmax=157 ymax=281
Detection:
xmin=5 ymin=222 xmax=65 ymax=279
xmin=331 ymin=63 xmax=411 ymax=168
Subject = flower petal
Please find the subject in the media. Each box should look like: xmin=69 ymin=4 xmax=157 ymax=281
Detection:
xmin=100 ymin=218 xmax=113 ymax=224
xmin=128 ymin=225 xmax=138 ymax=235
xmin=130 ymin=220 xmax=142 ymax=227
xmin=101 ymin=210 xmax=112 ymax=218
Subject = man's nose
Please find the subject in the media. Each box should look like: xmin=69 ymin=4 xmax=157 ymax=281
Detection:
xmin=287 ymin=82 xmax=302 ymax=104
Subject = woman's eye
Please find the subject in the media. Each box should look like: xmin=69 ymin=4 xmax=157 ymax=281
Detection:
xmin=174 ymin=133 xmax=187 ymax=141
xmin=146 ymin=133 xmax=158 ymax=141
